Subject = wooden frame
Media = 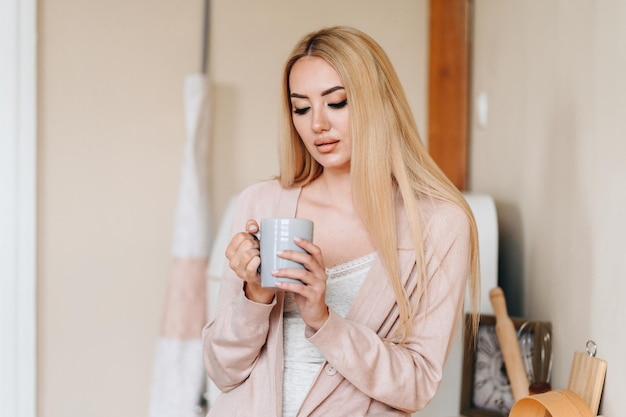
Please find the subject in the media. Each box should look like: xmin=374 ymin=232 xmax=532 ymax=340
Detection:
xmin=428 ymin=0 xmax=471 ymax=190
xmin=460 ymin=314 xmax=530 ymax=417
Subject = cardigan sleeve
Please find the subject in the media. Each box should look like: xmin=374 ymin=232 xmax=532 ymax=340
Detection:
xmin=306 ymin=201 xmax=471 ymax=412
xmin=201 ymin=183 xmax=278 ymax=392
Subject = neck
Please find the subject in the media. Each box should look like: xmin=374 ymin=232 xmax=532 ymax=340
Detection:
xmin=314 ymin=170 xmax=354 ymax=210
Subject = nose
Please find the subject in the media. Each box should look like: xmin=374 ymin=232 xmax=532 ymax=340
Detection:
xmin=311 ymin=109 xmax=330 ymax=133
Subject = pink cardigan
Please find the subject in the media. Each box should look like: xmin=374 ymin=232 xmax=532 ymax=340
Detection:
xmin=202 ymin=180 xmax=470 ymax=416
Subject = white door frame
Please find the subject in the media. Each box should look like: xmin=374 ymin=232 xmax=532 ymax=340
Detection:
xmin=0 ymin=0 xmax=37 ymax=416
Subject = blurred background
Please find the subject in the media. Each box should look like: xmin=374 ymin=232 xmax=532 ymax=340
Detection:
xmin=3 ymin=0 xmax=625 ymax=416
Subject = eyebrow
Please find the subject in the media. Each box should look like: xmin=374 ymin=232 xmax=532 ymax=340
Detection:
xmin=290 ymin=86 xmax=345 ymax=99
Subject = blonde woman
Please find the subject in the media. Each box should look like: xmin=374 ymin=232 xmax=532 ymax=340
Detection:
xmin=203 ymin=26 xmax=480 ymax=417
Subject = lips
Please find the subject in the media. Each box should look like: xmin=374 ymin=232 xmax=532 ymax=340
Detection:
xmin=314 ymin=139 xmax=339 ymax=153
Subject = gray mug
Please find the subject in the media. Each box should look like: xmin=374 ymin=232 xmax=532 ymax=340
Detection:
xmin=257 ymin=217 xmax=314 ymax=289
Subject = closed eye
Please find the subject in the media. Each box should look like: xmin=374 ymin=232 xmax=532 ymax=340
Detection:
xmin=328 ymin=99 xmax=347 ymax=109
xmin=293 ymin=106 xmax=310 ymax=115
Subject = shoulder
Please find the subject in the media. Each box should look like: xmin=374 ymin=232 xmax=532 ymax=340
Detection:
xmin=395 ymin=195 xmax=470 ymax=250
xmin=232 ymin=179 xmax=301 ymax=221
xmin=237 ymin=179 xmax=283 ymax=201
xmin=418 ymin=197 xmax=471 ymax=242
xmin=421 ymin=197 xmax=469 ymax=225
xmin=234 ymin=179 xmax=282 ymax=217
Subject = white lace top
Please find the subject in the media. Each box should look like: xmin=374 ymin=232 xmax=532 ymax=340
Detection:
xmin=281 ymin=252 xmax=376 ymax=417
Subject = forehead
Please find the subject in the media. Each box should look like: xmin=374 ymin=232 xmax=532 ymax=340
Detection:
xmin=289 ymin=56 xmax=343 ymax=92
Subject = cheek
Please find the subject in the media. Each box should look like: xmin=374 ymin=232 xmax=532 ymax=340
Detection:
xmin=291 ymin=116 xmax=308 ymax=139
xmin=336 ymin=116 xmax=351 ymax=139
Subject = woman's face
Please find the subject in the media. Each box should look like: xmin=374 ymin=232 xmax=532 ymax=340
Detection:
xmin=289 ymin=56 xmax=351 ymax=173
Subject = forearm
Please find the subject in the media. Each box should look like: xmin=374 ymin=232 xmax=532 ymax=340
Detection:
xmin=306 ymin=310 xmax=443 ymax=412
xmin=203 ymin=287 xmax=275 ymax=391
xmin=305 ymin=243 xmax=468 ymax=411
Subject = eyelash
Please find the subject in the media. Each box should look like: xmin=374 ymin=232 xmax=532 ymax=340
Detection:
xmin=329 ymin=99 xmax=348 ymax=109
xmin=293 ymin=99 xmax=348 ymax=115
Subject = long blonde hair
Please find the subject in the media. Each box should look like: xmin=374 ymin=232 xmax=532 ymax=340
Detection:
xmin=279 ymin=26 xmax=480 ymax=342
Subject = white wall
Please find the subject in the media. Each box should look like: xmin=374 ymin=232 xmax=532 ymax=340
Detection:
xmin=471 ymin=1 xmax=626 ymax=415
xmin=1 ymin=0 xmax=37 ymax=416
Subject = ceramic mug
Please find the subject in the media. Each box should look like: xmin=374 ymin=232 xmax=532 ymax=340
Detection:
xmin=256 ymin=217 xmax=313 ymax=289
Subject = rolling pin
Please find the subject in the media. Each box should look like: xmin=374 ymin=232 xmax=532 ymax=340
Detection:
xmin=489 ymin=286 xmax=530 ymax=401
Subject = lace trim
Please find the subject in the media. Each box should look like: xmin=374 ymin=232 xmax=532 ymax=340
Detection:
xmin=326 ymin=252 xmax=377 ymax=279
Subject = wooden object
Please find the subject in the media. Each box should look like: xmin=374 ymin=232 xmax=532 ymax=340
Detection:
xmin=428 ymin=0 xmax=470 ymax=190
xmin=567 ymin=343 xmax=607 ymax=416
xmin=489 ymin=287 xmax=530 ymax=401
xmin=509 ymin=390 xmax=593 ymax=417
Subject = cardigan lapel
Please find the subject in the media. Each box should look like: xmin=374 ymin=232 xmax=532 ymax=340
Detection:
xmin=346 ymin=198 xmax=417 ymax=331
xmin=297 ymin=203 xmax=418 ymax=416
xmin=276 ymin=185 xmax=301 ymax=217
xmin=346 ymin=248 xmax=416 ymax=331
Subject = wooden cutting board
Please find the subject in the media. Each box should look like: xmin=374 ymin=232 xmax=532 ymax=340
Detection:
xmin=567 ymin=341 xmax=607 ymax=416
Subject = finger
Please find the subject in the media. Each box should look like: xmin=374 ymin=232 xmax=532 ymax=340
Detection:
xmin=246 ymin=219 xmax=259 ymax=234
xmin=237 ymin=246 xmax=260 ymax=271
xmin=225 ymin=232 xmax=251 ymax=257
xmin=272 ymin=267 xmax=313 ymax=285
xmin=225 ymin=219 xmax=260 ymax=257
xmin=244 ymin=254 xmax=261 ymax=281
xmin=293 ymin=237 xmax=324 ymax=264
xmin=277 ymin=250 xmax=324 ymax=278
xmin=275 ymin=280 xmax=307 ymax=294
xmin=226 ymin=233 xmax=261 ymax=279
xmin=275 ymin=280 xmax=328 ymax=327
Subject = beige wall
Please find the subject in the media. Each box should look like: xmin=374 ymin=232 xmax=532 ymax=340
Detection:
xmin=38 ymin=1 xmax=426 ymax=416
xmin=38 ymin=0 xmax=204 ymax=415
xmin=471 ymin=1 xmax=626 ymax=415
xmin=209 ymin=0 xmax=428 ymax=219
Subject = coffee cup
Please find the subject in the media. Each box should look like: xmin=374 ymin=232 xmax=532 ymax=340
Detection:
xmin=256 ymin=217 xmax=313 ymax=289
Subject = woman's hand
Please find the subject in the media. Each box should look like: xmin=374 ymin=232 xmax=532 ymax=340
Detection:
xmin=225 ymin=219 xmax=275 ymax=304
xmin=275 ymin=238 xmax=329 ymax=331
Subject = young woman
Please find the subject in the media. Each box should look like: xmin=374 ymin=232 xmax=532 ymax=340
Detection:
xmin=203 ymin=26 xmax=480 ymax=417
